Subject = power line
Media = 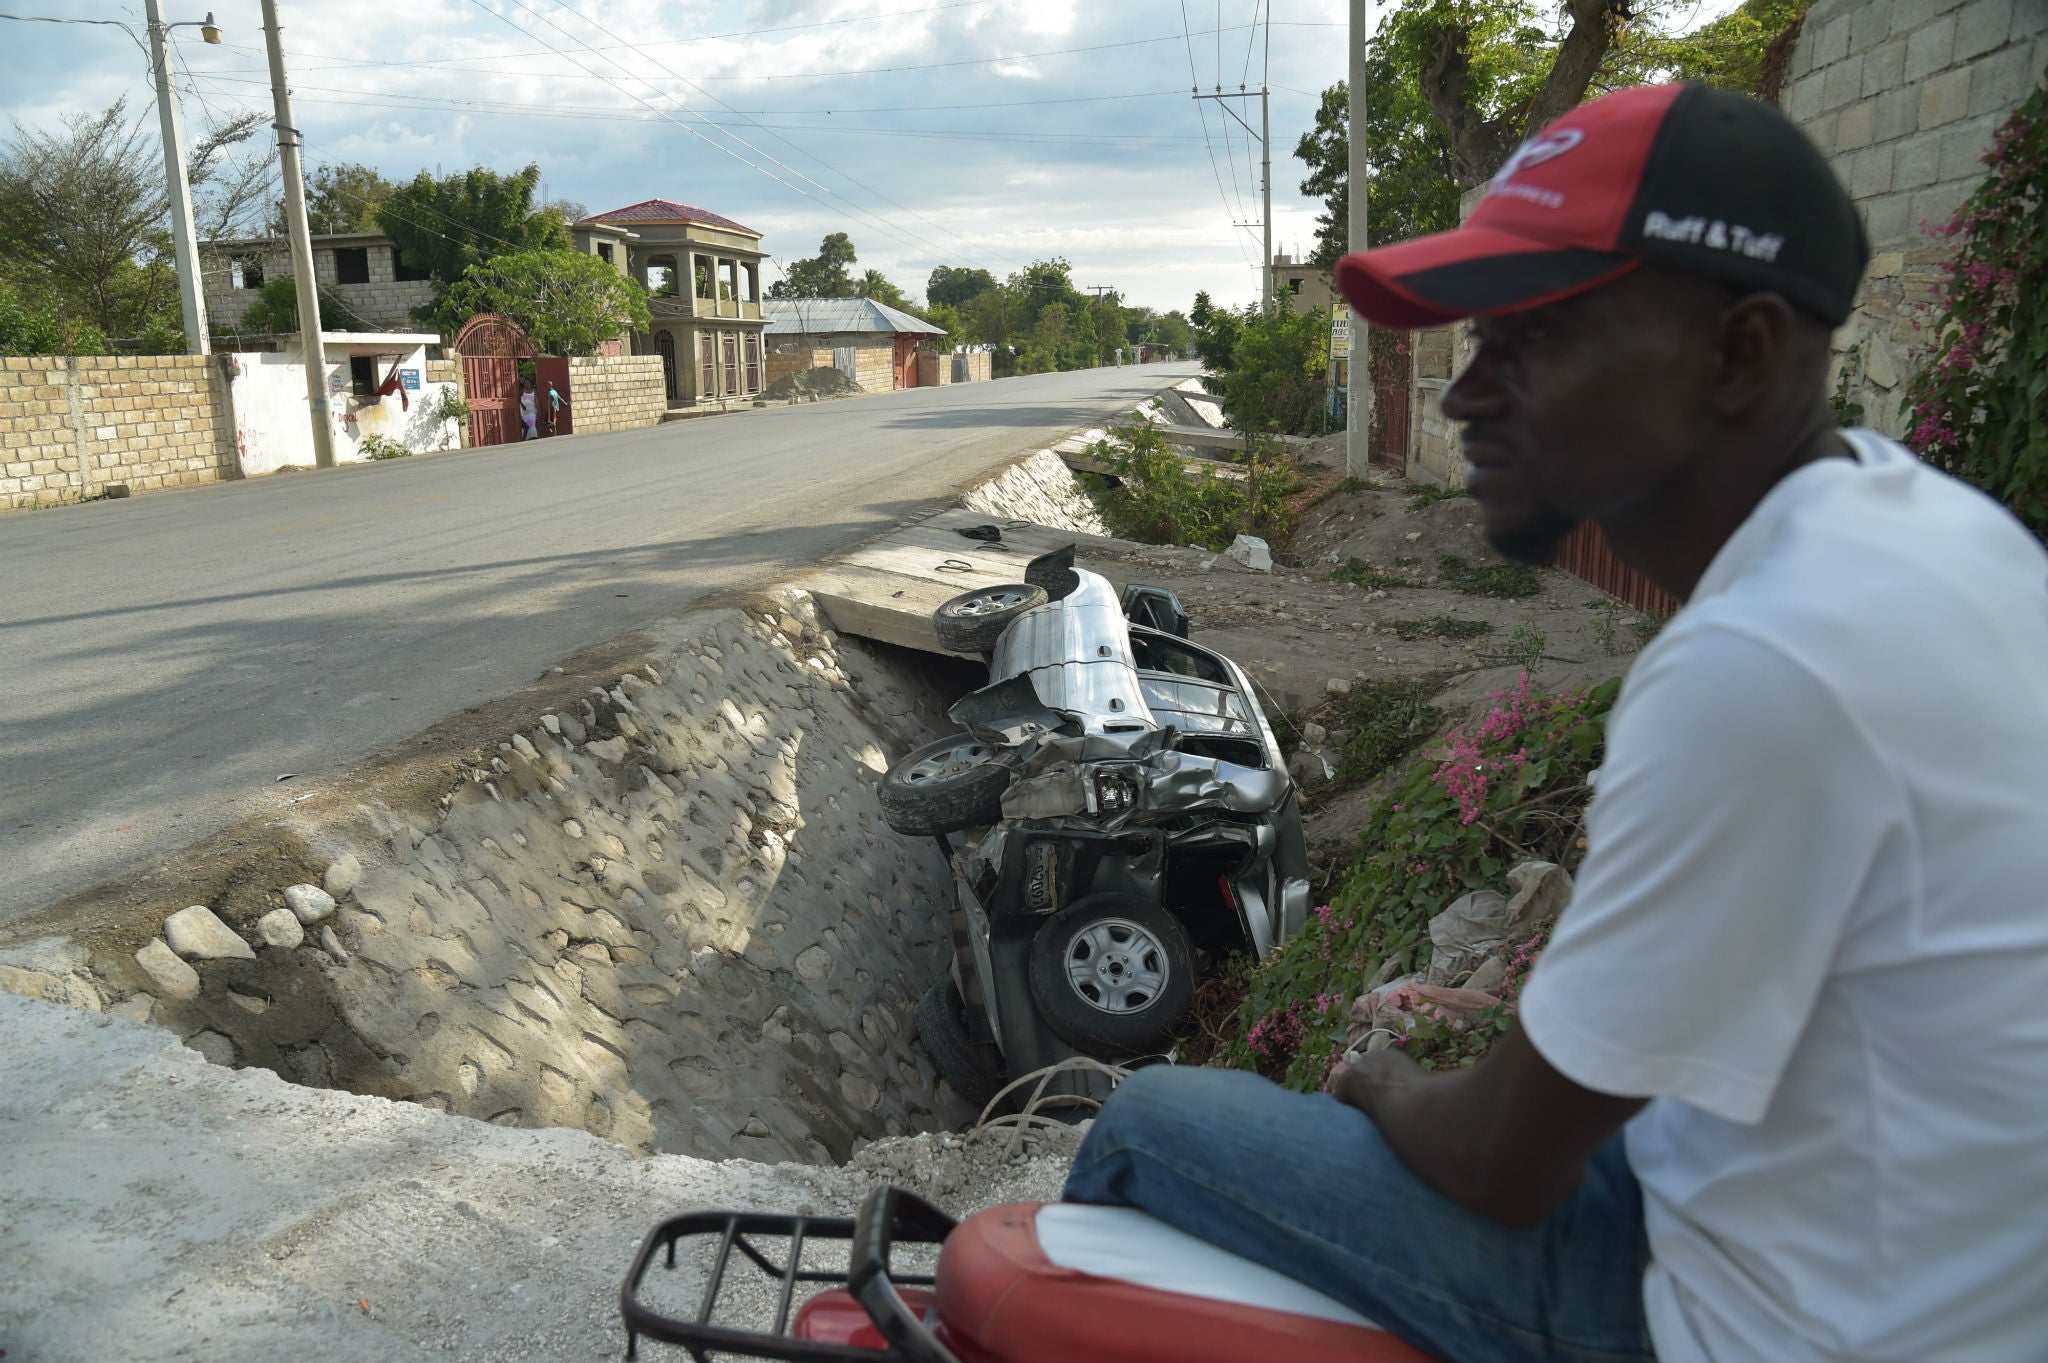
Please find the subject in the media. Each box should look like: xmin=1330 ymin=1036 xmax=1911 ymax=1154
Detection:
xmin=185 ymin=74 xmax=1211 ymax=142
xmin=461 ymin=0 xmax=979 ymax=275
xmin=531 ymin=0 xmax=1017 ymax=276
xmin=204 ymin=19 xmax=1288 ymax=85
xmin=1178 ymin=0 xmax=1253 ymax=272
xmin=204 ymin=0 xmax=1018 ymax=74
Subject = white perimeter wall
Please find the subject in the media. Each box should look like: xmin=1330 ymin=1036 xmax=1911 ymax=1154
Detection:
xmin=231 ymin=346 xmax=460 ymax=477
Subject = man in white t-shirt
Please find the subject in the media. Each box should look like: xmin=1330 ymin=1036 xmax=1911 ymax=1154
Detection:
xmin=1064 ymin=83 xmax=2048 ymax=1361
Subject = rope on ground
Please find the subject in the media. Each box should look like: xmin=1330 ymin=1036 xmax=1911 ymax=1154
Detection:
xmin=968 ymin=1057 xmax=1131 ymax=1162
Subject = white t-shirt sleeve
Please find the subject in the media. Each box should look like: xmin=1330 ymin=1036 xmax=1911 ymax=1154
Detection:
xmin=1518 ymin=624 xmax=1901 ymax=1125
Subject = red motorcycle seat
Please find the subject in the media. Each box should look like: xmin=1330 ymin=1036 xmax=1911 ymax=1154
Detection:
xmin=935 ymin=1203 xmax=1439 ymax=1363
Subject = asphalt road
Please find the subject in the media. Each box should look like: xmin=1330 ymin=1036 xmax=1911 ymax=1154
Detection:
xmin=0 ymin=360 xmax=1201 ymax=923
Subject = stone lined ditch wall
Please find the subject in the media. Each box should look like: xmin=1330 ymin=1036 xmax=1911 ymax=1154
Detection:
xmin=4 ymin=592 xmax=979 ymax=1164
xmin=0 ymin=445 xmax=1119 ymax=1166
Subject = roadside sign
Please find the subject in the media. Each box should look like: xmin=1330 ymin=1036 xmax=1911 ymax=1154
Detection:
xmin=400 ymin=369 xmax=421 ymax=391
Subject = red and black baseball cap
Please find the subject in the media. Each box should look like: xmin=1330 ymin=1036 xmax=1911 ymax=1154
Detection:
xmin=1335 ymin=83 xmax=1869 ymax=329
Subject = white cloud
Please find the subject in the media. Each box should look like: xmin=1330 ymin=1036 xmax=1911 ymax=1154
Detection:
xmin=4 ymin=0 xmax=1353 ymax=311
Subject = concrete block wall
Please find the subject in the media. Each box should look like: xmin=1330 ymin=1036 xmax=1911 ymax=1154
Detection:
xmin=565 ymin=355 xmax=667 ymax=434
xmin=764 ymin=341 xmax=895 ymax=393
xmin=1 ymin=355 xmax=236 ymax=510
xmin=1784 ymin=0 xmax=2047 ymax=436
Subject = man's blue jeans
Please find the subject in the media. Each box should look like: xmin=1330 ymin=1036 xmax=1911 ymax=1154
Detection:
xmin=1062 ymin=1066 xmax=1655 ymax=1363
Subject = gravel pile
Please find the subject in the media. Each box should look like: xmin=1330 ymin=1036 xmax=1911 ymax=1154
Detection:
xmin=762 ymin=366 xmax=865 ymax=402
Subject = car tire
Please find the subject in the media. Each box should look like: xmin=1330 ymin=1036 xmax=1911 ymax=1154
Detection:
xmin=1028 ymin=894 xmax=1195 ymax=1058
xmin=931 ymin=583 xmax=1048 ymax=654
xmin=878 ymin=735 xmax=1011 ymax=835
xmin=916 ymin=980 xmax=1005 ymax=1109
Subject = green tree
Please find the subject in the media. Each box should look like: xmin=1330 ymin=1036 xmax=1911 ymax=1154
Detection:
xmin=1295 ymin=0 xmax=1812 ymax=267
xmin=436 ymin=249 xmax=651 ymax=356
xmin=926 ymin=265 xmax=997 ymax=308
xmin=375 ymin=164 xmax=569 ymax=302
xmin=1190 ymin=291 xmax=1242 ymax=372
xmin=0 ymin=99 xmax=174 ymax=336
xmin=232 ymin=275 xmax=369 ymax=335
xmin=855 ymin=267 xmax=911 ymax=310
xmin=0 ymin=274 xmax=106 ymax=354
xmin=1215 ymin=304 xmax=1331 ymax=437
xmin=301 ymin=163 xmax=398 ymax=234
xmin=1151 ymin=310 xmax=1194 ymax=354
xmin=770 ymin=232 xmax=859 ymax=297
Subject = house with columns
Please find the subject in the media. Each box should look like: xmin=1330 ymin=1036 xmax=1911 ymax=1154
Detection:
xmin=574 ymin=199 xmax=768 ymax=408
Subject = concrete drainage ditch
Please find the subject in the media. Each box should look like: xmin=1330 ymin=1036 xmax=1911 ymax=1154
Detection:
xmin=1 ymin=591 xmax=994 ymax=1164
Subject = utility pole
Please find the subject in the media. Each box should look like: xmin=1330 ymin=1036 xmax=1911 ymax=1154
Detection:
xmin=1260 ymin=87 xmax=1273 ymax=315
xmin=1193 ymin=85 xmax=1273 ymax=312
xmin=142 ymin=0 xmax=211 ymax=355
xmin=260 ymin=0 xmax=334 ymax=469
xmin=1346 ymin=0 xmax=1372 ymax=478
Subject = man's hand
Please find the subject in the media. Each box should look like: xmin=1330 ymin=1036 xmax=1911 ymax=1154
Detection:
xmin=1327 ymin=1045 xmax=1427 ymax=1121
xmin=1324 ymin=1027 xmax=1646 ymax=1229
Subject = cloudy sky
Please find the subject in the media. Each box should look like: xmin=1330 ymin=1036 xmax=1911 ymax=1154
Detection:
xmin=10 ymin=1 xmax=1752 ymax=313
xmin=5 ymin=0 xmax=1386 ymax=312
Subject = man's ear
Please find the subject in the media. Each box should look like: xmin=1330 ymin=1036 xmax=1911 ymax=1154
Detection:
xmin=1709 ymin=293 xmax=1800 ymax=419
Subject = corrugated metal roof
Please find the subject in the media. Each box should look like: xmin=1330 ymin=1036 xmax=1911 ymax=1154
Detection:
xmin=762 ymin=298 xmax=946 ymax=336
xmin=580 ymin=199 xmax=760 ymax=236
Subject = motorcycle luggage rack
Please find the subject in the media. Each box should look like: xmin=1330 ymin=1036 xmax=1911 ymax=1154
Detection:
xmin=622 ymin=1188 xmax=959 ymax=1363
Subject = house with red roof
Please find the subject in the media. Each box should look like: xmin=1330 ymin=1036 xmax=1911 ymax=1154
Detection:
xmin=572 ymin=199 xmax=769 ymax=409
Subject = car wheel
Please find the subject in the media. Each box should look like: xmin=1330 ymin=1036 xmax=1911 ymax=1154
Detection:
xmin=931 ymin=583 xmax=1047 ymax=654
xmin=878 ymin=735 xmax=1011 ymax=835
xmin=1028 ymin=894 xmax=1195 ymax=1057
xmin=915 ymin=980 xmax=1005 ymax=1109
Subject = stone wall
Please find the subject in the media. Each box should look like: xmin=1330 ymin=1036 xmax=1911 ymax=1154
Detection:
xmin=566 ymin=355 xmax=667 ymax=434
xmin=4 ymin=591 xmax=977 ymax=1163
xmin=1784 ymin=0 xmax=2047 ymax=436
xmin=1 ymin=355 xmax=237 ymax=509
xmin=915 ymin=351 xmax=953 ymax=386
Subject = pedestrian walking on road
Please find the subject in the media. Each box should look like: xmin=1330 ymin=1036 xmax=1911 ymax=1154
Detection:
xmin=544 ymin=380 xmax=565 ymax=437
xmin=518 ymin=381 xmax=538 ymax=441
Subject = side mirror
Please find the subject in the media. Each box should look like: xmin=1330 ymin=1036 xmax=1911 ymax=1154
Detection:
xmin=1121 ymin=584 xmax=1189 ymax=638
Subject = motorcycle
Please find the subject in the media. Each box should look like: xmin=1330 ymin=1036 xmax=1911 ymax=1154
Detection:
xmin=620 ymin=1184 xmax=1438 ymax=1363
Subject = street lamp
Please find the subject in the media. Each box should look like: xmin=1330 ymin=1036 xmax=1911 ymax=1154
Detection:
xmin=3 ymin=8 xmax=221 ymax=354
xmin=144 ymin=1 xmax=222 ymax=356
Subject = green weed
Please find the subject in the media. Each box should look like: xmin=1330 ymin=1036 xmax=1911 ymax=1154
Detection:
xmin=1437 ymin=554 xmax=1541 ymax=598
xmin=1383 ymin=616 xmax=1492 ymax=642
xmin=1332 ymin=559 xmax=1414 ymax=591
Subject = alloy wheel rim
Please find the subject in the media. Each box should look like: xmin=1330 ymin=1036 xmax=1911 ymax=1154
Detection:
xmin=954 ymin=588 xmax=1033 ymax=617
xmin=1063 ymin=917 xmax=1168 ymax=1013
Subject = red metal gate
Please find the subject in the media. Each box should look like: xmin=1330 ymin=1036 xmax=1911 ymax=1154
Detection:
xmin=451 ymin=314 xmax=539 ymax=448
xmin=1370 ymin=331 xmax=1411 ymax=472
xmin=462 ymin=354 xmax=516 ymax=447
xmin=894 ymin=335 xmax=918 ymax=389
xmin=1554 ymin=523 xmax=1680 ymax=616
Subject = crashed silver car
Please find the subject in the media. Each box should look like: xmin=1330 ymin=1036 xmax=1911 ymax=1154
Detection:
xmin=880 ymin=545 xmax=1311 ymax=1106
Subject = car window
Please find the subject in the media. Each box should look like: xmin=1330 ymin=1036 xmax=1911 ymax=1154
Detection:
xmin=1129 ymin=632 xmax=1231 ymax=684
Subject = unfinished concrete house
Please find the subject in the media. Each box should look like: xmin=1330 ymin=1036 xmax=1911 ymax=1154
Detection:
xmin=202 ymin=231 xmax=438 ymax=341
